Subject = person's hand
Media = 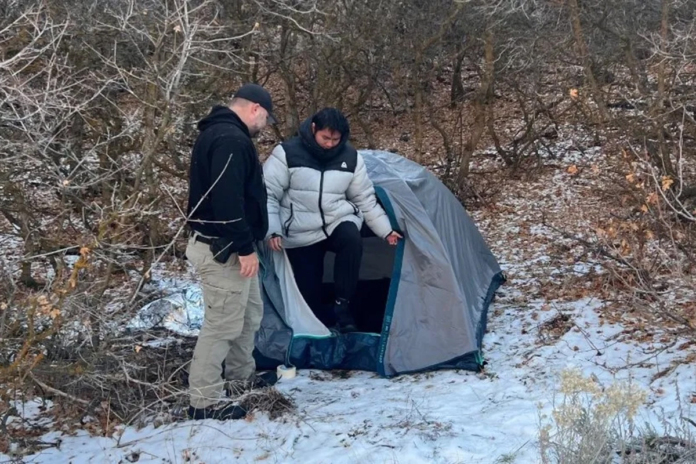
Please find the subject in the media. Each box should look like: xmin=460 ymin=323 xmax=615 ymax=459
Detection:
xmin=239 ymin=252 xmax=259 ymax=278
xmin=268 ymin=235 xmax=283 ymax=252
xmin=386 ymin=231 xmax=403 ymax=246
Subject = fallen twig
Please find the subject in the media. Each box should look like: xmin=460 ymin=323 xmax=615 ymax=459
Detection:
xmin=28 ymin=371 xmax=90 ymax=406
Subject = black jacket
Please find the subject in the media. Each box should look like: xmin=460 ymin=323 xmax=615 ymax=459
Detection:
xmin=186 ymin=106 xmax=268 ymax=256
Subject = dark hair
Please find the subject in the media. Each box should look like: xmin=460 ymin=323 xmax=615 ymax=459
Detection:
xmin=311 ymin=108 xmax=349 ymax=136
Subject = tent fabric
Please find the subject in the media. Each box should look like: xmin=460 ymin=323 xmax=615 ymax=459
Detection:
xmin=253 ymin=150 xmax=504 ymax=376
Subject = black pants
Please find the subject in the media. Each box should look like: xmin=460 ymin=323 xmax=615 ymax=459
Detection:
xmin=286 ymin=222 xmax=362 ymax=325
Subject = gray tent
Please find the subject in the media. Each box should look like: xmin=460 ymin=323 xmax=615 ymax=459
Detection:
xmin=254 ymin=150 xmax=504 ymax=376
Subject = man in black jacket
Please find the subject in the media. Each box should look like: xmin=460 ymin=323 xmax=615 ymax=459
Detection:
xmin=185 ymin=83 xmax=277 ymax=420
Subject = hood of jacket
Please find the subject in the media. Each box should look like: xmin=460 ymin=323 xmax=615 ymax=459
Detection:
xmin=298 ymin=116 xmax=350 ymax=163
xmin=197 ymin=105 xmax=250 ymax=137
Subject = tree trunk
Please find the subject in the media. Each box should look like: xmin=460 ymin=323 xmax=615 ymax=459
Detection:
xmin=279 ymin=24 xmax=300 ymax=136
xmin=458 ymin=28 xmax=495 ymax=188
xmin=451 ymin=48 xmax=466 ymax=107
xmin=567 ymin=0 xmax=609 ymax=123
xmin=655 ymin=0 xmax=675 ymax=177
xmin=413 ymin=69 xmax=424 ymax=164
xmin=623 ymin=39 xmax=647 ymax=95
xmin=355 ymin=113 xmax=376 ymax=149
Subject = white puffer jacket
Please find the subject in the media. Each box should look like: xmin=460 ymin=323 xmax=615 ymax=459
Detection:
xmin=263 ymin=121 xmax=393 ymax=249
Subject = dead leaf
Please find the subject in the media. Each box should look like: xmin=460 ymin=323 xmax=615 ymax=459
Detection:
xmin=646 ymin=192 xmax=659 ymax=205
xmin=569 ymin=88 xmax=579 ymax=99
xmin=640 ymin=204 xmax=649 ymax=213
xmin=661 ymin=176 xmax=674 ymax=191
xmin=567 ymin=165 xmax=579 ymax=175
xmin=135 ymin=345 xmax=142 ymax=353
xmin=625 ymin=173 xmax=636 ymax=183
xmin=80 ymin=247 xmax=91 ymax=257
xmin=591 ymin=164 xmax=600 ymax=174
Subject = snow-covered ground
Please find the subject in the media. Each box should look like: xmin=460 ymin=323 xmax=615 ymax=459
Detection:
xmin=4 ymin=285 xmax=695 ymax=463
xmin=3 ymin=135 xmax=696 ymax=464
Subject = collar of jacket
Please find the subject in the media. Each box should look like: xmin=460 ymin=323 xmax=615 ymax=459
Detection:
xmin=298 ymin=117 xmax=349 ymax=163
xmin=198 ymin=105 xmax=251 ymax=138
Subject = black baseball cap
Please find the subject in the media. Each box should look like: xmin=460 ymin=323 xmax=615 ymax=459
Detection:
xmin=234 ymin=83 xmax=277 ymax=124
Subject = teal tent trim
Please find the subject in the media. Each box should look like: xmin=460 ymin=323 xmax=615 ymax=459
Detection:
xmin=374 ymin=186 xmax=404 ymax=376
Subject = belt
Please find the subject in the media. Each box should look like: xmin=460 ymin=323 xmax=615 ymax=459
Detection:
xmin=194 ymin=235 xmax=213 ymax=245
xmin=190 ymin=231 xmax=216 ymax=245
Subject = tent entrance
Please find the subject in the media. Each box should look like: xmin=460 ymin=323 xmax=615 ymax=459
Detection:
xmin=320 ymin=225 xmax=396 ymax=334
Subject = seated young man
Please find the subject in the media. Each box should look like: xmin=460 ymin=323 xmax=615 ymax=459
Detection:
xmin=263 ymin=108 xmax=401 ymax=332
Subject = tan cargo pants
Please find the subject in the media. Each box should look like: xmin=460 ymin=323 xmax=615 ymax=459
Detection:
xmin=185 ymin=236 xmax=263 ymax=409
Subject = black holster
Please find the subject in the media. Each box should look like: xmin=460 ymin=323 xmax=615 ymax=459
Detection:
xmin=210 ymin=237 xmax=235 ymax=264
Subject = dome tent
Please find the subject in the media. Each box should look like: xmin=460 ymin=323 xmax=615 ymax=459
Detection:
xmin=253 ymin=150 xmax=505 ymax=376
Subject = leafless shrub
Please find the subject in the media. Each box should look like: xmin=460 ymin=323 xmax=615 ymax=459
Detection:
xmin=539 ymin=369 xmax=696 ymax=464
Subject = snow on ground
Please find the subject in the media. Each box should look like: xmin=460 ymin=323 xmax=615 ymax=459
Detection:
xmin=3 ymin=136 xmax=696 ymax=464
xmin=5 ymin=292 xmax=694 ymax=464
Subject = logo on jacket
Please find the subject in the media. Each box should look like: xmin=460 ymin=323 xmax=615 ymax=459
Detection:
xmin=341 ymin=161 xmax=348 ymax=169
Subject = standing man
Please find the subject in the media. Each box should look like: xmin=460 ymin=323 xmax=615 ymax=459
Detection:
xmin=185 ymin=83 xmax=277 ymax=420
xmin=263 ymin=108 xmax=402 ymax=333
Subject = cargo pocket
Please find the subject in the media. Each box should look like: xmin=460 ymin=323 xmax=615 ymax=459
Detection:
xmin=200 ymin=282 xmax=245 ymax=339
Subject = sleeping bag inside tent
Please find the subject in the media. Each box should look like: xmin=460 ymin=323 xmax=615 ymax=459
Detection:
xmin=253 ymin=150 xmax=505 ymax=377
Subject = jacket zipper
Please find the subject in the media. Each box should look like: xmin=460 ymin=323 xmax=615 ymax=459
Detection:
xmin=283 ymin=204 xmax=294 ymax=236
xmin=318 ymin=170 xmax=329 ymax=237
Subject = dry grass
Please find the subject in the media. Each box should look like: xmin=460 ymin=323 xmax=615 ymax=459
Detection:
xmin=539 ymin=369 xmax=696 ymax=464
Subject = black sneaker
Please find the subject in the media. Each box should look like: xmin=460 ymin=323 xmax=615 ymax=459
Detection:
xmin=333 ymin=298 xmax=357 ymax=333
xmin=252 ymin=371 xmax=279 ymax=389
xmin=187 ymin=403 xmax=247 ymax=420
xmin=226 ymin=371 xmax=279 ymax=397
